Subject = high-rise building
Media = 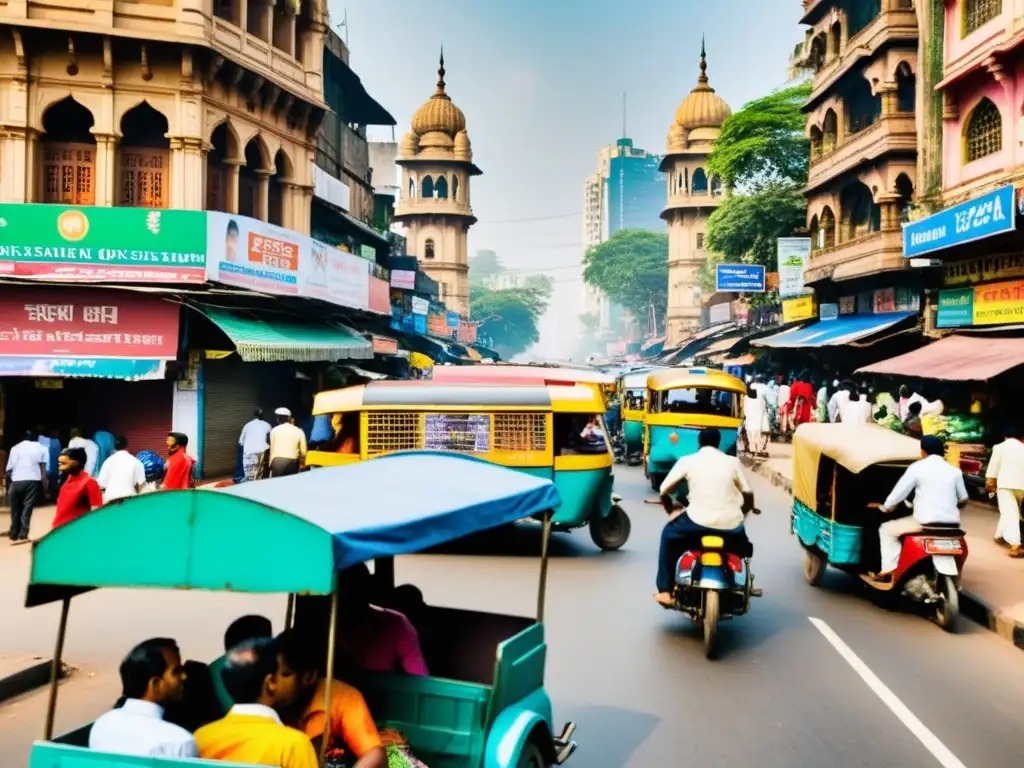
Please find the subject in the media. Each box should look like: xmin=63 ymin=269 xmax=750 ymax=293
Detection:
xmin=607 ymin=138 xmax=666 ymax=236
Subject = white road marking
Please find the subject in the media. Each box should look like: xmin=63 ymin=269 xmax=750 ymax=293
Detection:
xmin=808 ymin=617 xmax=967 ymax=768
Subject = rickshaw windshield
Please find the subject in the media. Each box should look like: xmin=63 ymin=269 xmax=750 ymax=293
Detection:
xmin=651 ymin=387 xmax=740 ymax=418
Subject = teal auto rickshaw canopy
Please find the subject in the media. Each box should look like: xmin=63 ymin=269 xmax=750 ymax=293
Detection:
xmin=27 ymin=451 xmax=562 ymax=606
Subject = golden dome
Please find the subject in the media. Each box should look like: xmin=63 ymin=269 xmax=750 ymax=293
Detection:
xmin=410 ymin=50 xmax=467 ymax=138
xmin=454 ymin=130 xmax=472 ymax=161
xmin=673 ymin=41 xmax=732 ymax=132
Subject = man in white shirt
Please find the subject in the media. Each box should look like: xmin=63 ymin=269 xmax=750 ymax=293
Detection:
xmin=828 ymin=381 xmax=852 ymax=423
xmin=97 ymin=436 xmax=147 ymax=503
xmin=238 ymin=408 xmax=272 ymax=481
xmin=838 ymin=391 xmax=873 ymax=424
xmin=268 ymin=407 xmax=307 ymax=477
xmin=877 ymin=436 xmax=968 ymax=577
xmin=986 ymin=425 xmax=1024 ymax=557
xmin=89 ymin=637 xmax=197 ymax=757
xmin=5 ymin=430 xmax=49 ymax=543
xmin=654 ymin=427 xmax=756 ymax=606
xmin=68 ymin=428 xmax=100 ymax=475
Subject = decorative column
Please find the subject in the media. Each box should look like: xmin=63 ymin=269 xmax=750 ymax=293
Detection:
xmin=878 ymin=84 xmax=898 ymax=117
xmin=224 ymin=159 xmax=242 ymax=214
xmin=0 ymin=127 xmax=33 ymax=203
xmin=255 ymin=168 xmax=272 ymax=221
xmin=91 ymin=131 xmax=120 ymax=207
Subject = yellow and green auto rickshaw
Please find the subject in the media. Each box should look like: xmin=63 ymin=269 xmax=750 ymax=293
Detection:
xmin=306 ymin=380 xmax=631 ymax=550
xmin=618 ymin=367 xmax=664 ymax=465
xmin=26 ymin=452 xmax=577 ymax=768
xmin=643 ymin=367 xmax=747 ymax=491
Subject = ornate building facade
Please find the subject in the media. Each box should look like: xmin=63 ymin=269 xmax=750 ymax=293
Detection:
xmin=660 ymin=43 xmax=731 ymax=346
xmin=393 ymin=52 xmax=481 ymax=316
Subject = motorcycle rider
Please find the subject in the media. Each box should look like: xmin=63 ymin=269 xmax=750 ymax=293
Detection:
xmin=653 ymin=427 xmax=758 ymax=607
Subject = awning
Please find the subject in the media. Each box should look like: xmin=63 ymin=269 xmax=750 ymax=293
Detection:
xmin=752 ymin=312 xmax=916 ymax=349
xmin=856 ymin=335 xmax=1024 ymax=381
xmin=695 ymin=336 xmax=741 ymax=357
xmin=197 ymin=307 xmax=372 ymax=362
xmin=640 ymin=336 xmax=666 ymax=354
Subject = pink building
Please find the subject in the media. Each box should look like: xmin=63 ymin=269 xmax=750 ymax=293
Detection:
xmin=938 ymin=1 xmax=1024 ymax=203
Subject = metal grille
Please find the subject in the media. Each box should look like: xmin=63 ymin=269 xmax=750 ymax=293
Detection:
xmin=964 ymin=0 xmax=1001 ymax=36
xmin=493 ymin=413 xmax=547 ymax=453
xmin=366 ymin=412 xmax=420 ymax=455
xmin=965 ymin=99 xmax=1002 ymax=162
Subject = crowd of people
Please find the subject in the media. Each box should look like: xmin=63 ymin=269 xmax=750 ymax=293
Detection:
xmin=87 ymin=565 xmax=433 ymax=768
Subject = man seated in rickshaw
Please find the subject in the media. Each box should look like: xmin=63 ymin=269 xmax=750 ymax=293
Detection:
xmin=653 ymin=427 xmax=757 ymax=607
xmin=195 ymin=636 xmax=318 ymax=768
xmin=579 ymin=415 xmax=608 ymax=452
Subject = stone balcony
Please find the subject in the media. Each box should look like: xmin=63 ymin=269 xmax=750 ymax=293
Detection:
xmin=393 ymin=197 xmax=475 ymax=222
xmin=804 ymin=229 xmax=906 ymax=284
xmin=807 ymin=113 xmax=916 ymax=192
xmin=661 ymin=190 xmax=725 ymax=218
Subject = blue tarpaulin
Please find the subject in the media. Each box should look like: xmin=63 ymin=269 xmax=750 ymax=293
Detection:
xmin=751 ymin=312 xmax=916 ymax=349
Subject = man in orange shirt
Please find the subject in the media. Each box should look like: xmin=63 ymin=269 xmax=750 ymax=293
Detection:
xmin=279 ymin=628 xmax=386 ymax=768
xmin=194 ymin=637 xmax=316 ymax=768
xmin=162 ymin=433 xmax=195 ymax=491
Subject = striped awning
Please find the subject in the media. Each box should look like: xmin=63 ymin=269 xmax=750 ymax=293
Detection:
xmin=196 ymin=307 xmax=372 ymax=362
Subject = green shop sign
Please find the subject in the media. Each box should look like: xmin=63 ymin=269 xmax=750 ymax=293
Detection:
xmin=936 ymin=287 xmax=974 ymax=328
xmin=0 ymin=204 xmax=207 ymax=284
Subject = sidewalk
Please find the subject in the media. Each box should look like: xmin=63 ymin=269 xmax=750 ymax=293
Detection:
xmin=742 ymin=441 xmax=1024 ymax=650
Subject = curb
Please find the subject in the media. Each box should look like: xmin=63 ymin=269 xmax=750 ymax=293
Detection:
xmin=739 ymin=455 xmax=1024 ymax=651
xmin=0 ymin=658 xmax=59 ymax=704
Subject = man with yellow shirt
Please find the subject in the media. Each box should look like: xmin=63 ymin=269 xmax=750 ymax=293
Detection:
xmin=195 ymin=636 xmax=317 ymax=768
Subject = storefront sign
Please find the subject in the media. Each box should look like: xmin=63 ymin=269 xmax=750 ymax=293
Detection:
xmin=782 ymin=295 xmax=816 ymax=323
xmin=458 ymin=321 xmax=477 ymax=344
xmin=0 ymin=204 xmax=206 ymax=283
xmin=0 ymin=357 xmax=165 ymax=379
xmin=413 ymin=314 xmax=427 ymax=334
xmin=368 ymin=276 xmax=390 ymax=314
xmin=974 ymin=279 xmax=1024 ymax=325
xmin=427 ymin=313 xmax=448 ymax=335
xmin=715 ymin=263 xmax=766 ymax=293
xmin=359 ymin=244 xmax=376 ymax=261
xmin=873 ymin=287 xmax=896 ymax=314
xmin=446 ymin=312 xmax=460 ymax=328
xmin=410 ymin=296 xmax=429 ymax=315
xmin=943 ymin=253 xmax=1024 ymax=286
xmin=0 ymin=287 xmax=179 ymax=371
xmin=903 ymin=184 xmax=1016 ymax=258
xmin=708 ymin=302 xmax=731 ymax=325
xmin=936 ymin=287 xmax=975 ymax=328
xmin=391 ymin=269 xmax=416 ymax=290
xmin=839 ymin=296 xmax=856 ymax=315
xmin=371 ymin=335 xmax=399 ymax=355
xmin=777 ymin=238 xmax=811 ymax=298
xmin=819 ymin=303 xmax=839 ymax=321
xmin=207 ymin=213 xmax=304 ymax=295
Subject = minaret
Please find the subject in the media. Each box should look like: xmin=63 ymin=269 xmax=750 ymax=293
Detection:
xmin=660 ymin=40 xmax=732 ymax=345
xmin=393 ymin=49 xmax=482 ymax=316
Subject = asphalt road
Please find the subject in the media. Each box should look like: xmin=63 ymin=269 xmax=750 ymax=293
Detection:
xmin=1 ymin=465 xmax=1022 ymax=766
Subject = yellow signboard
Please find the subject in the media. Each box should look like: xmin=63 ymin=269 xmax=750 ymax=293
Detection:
xmin=782 ymin=295 xmax=816 ymax=323
xmin=973 ymin=279 xmax=1024 ymax=325
xmin=943 ymin=254 xmax=1024 ymax=286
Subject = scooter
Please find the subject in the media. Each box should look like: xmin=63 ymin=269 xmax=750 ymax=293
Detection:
xmin=612 ymin=434 xmax=626 ymax=464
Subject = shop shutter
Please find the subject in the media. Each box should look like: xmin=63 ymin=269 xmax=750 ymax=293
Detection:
xmin=85 ymin=380 xmax=173 ymax=457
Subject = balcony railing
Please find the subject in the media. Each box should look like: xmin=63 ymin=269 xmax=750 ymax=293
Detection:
xmin=804 ymin=230 xmax=905 ymax=283
xmin=807 ymin=113 xmax=916 ymax=190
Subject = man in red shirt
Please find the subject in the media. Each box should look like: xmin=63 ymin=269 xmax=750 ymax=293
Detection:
xmin=52 ymin=448 xmax=104 ymax=529
xmin=162 ymin=432 xmax=195 ymax=490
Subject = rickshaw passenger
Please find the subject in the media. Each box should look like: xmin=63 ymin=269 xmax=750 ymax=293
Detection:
xmin=89 ymin=638 xmax=197 ymax=758
xmin=210 ymin=615 xmax=274 ymax=712
xmin=279 ymin=628 xmax=387 ymax=768
xmin=653 ymin=427 xmax=755 ymax=607
xmin=195 ymin=637 xmax=317 ymax=768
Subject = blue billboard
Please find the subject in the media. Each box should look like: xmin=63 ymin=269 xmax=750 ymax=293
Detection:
xmin=903 ymin=184 xmax=1016 ymax=258
xmin=715 ymin=263 xmax=766 ymax=292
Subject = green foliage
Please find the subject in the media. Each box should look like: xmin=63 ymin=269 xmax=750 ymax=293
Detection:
xmin=707 ymin=82 xmax=812 ymax=191
xmin=705 ymin=183 xmax=807 ymax=269
xmin=582 ymin=229 xmax=668 ymax=328
xmin=470 ymin=250 xmax=503 ymax=277
xmin=469 ymin=278 xmax=552 ymax=360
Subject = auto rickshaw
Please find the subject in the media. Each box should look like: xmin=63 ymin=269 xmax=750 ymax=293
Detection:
xmin=618 ymin=368 xmax=663 ymax=465
xmin=306 ymin=380 xmax=631 ymax=551
xmin=26 ymin=452 xmax=578 ymax=767
xmin=643 ymin=368 xmax=746 ymax=490
xmin=791 ymin=423 xmax=967 ymax=630
xmin=431 ymin=364 xmax=617 ymax=409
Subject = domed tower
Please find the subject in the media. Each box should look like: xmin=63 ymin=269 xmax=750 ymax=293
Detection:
xmin=660 ymin=40 xmax=732 ymax=345
xmin=393 ymin=50 xmax=482 ymax=316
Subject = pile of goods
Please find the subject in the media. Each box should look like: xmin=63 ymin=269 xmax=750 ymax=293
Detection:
xmin=921 ymin=414 xmax=986 ymax=443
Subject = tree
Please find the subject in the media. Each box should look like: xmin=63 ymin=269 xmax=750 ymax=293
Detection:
xmin=705 ymin=183 xmax=807 ymax=270
xmin=582 ymin=229 xmax=668 ymax=328
xmin=470 ymin=281 xmax=552 ymax=359
xmin=470 ymin=250 xmax=503 ymax=277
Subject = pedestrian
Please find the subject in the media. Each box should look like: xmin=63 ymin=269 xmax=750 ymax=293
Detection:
xmin=985 ymin=425 xmax=1024 ymax=558
xmin=777 ymin=376 xmax=792 ymax=434
xmin=902 ymin=401 xmax=924 ymax=438
xmin=5 ymin=429 xmax=49 ymax=544
xmin=829 ymin=380 xmax=853 ymax=423
xmin=97 ymin=435 xmax=147 ymax=504
xmin=68 ymin=427 xmax=100 ymax=476
xmin=743 ymin=387 xmax=769 ymax=456
xmin=52 ymin=447 xmax=104 ymax=529
xmin=268 ymin=407 xmax=307 ymax=477
xmin=786 ymin=370 xmax=816 ymax=431
xmin=88 ymin=638 xmax=197 ymax=757
xmin=814 ymin=379 xmax=831 ymax=423
xmin=838 ymin=390 xmax=873 ymax=424
xmin=162 ymin=433 xmax=195 ymax=490
xmin=238 ymin=408 xmax=272 ymax=482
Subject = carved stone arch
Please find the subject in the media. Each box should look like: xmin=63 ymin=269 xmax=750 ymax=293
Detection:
xmin=241 ymin=131 xmax=273 ymax=171
xmin=207 ymin=116 xmax=242 ymax=160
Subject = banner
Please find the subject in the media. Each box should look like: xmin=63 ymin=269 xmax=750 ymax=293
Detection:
xmin=458 ymin=321 xmax=477 ymax=344
xmin=368 ymin=276 xmax=390 ymax=314
xmin=410 ymin=296 xmax=429 ymax=315
xmin=973 ymin=279 xmax=1024 ymax=326
xmin=427 ymin=313 xmax=448 ymax=335
xmin=782 ymin=295 xmax=816 ymax=323
xmin=943 ymin=253 xmax=1024 ymax=286
xmin=206 ymin=212 xmax=305 ymax=296
xmin=0 ymin=204 xmax=206 ymax=283
xmin=903 ymin=184 xmax=1016 ymax=258
xmin=0 ymin=286 xmax=179 ymax=362
xmin=391 ymin=269 xmax=416 ymax=290
xmin=777 ymin=238 xmax=811 ymax=298
xmin=715 ymin=263 xmax=766 ymax=292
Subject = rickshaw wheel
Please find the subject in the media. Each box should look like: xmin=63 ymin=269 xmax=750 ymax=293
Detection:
xmin=516 ymin=740 xmax=547 ymax=768
xmin=935 ymin=575 xmax=959 ymax=632
xmin=703 ymin=590 xmax=720 ymax=659
xmin=590 ymin=504 xmax=631 ymax=551
xmin=803 ymin=549 xmax=825 ymax=586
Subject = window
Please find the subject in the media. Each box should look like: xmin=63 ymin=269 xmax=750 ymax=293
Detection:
xmin=696 ymin=233 xmax=705 ymax=249
xmin=435 ymin=175 xmax=448 ymax=199
xmin=965 ymin=99 xmax=1002 ymax=162
xmin=43 ymin=144 xmax=95 ymax=205
xmin=453 ymin=175 xmax=459 ymax=201
xmin=691 ymin=168 xmax=708 ymax=195
xmin=421 ymin=175 xmax=434 ymax=198
xmin=408 ymin=177 xmax=415 ymax=199
xmin=425 ymin=238 xmax=436 ymax=259
xmin=553 ymin=414 xmax=608 ymax=456
xmin=310 ymin=413 xmax=361 ymax=454
xmin=119 ymin=149 xmax=167 ymax=208
xmin=964 ymin=0 xmax=1002 ymax=37
xmin=651 ymin=387 xmax=739 ymax=419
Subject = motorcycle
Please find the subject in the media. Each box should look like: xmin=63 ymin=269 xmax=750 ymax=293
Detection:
xmin=612 ymin=433 xmax=626 ymax=464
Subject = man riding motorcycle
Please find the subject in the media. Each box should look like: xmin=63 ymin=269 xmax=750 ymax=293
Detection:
xmin=653 ymin=427 xmax=759 ymax=606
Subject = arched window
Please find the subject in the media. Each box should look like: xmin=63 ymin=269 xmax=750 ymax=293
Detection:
xmin=820 ymin=207 xmax=836 ymax=249
xmin=964 ymin=0 xmax=1002 ymax=37
xmin=895 ymin=62 xmax=915 ymax=113
xmin=435 ymin=175 xmax=449 ymax=199
xmin=425 ymin=238 xmax=436 ymax=259
xmin=822 ymin=110 xmax=838 ymax=152
xmin=710 ymin=176 xmax=722 ymax=197
xmin=453 ymin=175 xmax=460 ymax=201
xmin=810 ymin=126 xmax=823 ymax=159
xmin=408 ymin=177 xmax=415 ymax=199
xmin=676 ymin=172 xmax=683 ymax=192
xmin=684 ymin=168 xmax=689 ymax=193
xmin=895 ymin=173 xmax=914 ymax=223
xmin=809 ymin=215 xmax=820 ymax=251
xmin=691 ymin=168 xmax=708 ymax=195
xmin=840 ymin=182 xmax=880 ymax=241
xmin=964 ymin=98 xmax=1002 ymax=162
xmin=421 ymin=175 xmax=434 ymax=199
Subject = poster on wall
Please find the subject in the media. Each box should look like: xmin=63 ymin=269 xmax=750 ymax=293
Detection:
xmin=872 ymin=287 xmax=896 ymax=314
xmin=777 ymin=238 xmax=811 ymax=298
xmin=839 ymin=296 xmax=856 ymax=315
xmin=206 ymin=212 xmax=306 ymax=296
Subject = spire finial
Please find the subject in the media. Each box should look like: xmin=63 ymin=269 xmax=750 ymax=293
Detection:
xmin=436 ymin=45 xmax=447 ymax=94
xmin=698 ymin=36 xmax=708 ymax=84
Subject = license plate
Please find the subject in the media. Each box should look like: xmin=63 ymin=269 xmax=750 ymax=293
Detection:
xmin=925 ymin=539 xmax=963 ymax=554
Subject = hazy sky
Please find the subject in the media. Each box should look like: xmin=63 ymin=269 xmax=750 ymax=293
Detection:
xmin=332 ymin=0 xmax=801 ymax=358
